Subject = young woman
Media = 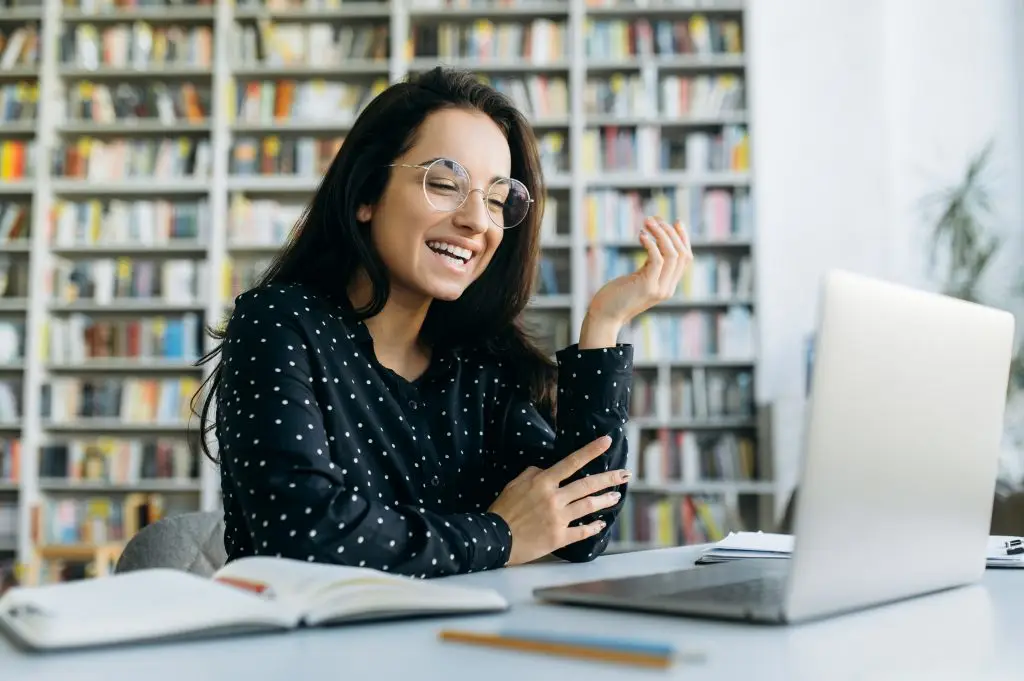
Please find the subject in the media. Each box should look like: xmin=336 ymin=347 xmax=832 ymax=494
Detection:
xmin=196 ymin=67 xmax=692 ymax=578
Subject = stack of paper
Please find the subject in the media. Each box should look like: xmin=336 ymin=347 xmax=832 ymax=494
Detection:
xmin=696 ymin=532 xmax=1024 ymax=569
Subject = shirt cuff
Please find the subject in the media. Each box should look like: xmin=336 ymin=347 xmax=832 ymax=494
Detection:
xmin=555 ymin=343 xmax=634 ymax=409
xmin=450 ymin=512 xmax=512 ymax=572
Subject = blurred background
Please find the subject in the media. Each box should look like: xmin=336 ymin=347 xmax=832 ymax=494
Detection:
xmin=0 ymin=0 xmax=1022 ymax=587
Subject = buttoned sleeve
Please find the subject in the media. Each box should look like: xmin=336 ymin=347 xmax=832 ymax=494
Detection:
xmin=217 ymin=290 xmax=511 ymax=577
xmin=485 ymin=344 xmax=634 ymax=562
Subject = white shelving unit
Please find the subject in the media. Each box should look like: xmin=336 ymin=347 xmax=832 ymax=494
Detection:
xmin=0 ymin=0 xmax=768 ymax=579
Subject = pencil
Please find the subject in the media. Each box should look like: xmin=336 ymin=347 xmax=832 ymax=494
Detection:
xmin=438 ymin=629 xmax=674 ymax=669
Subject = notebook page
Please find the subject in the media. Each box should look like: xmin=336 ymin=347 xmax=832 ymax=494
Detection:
xmin=712 ymin=531 xmax=795 ymax=554
xmin=987 ymin=536 xmax=1024 ymax=567
xmin=0 ymin=569 xmax=295 ymax=650
xmin=214 ymin=556 xmax=414 ymax=604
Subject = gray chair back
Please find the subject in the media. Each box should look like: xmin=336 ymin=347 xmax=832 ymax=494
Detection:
xmin=115 ymin=511 xmax=227 ymax=577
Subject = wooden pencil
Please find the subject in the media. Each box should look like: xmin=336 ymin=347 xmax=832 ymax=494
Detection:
xmin=438 ymin=630 xmax=674 ymax=669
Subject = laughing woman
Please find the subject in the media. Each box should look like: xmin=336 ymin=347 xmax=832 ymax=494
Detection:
xmin=195 ymin=67 xmax=692 ymax=578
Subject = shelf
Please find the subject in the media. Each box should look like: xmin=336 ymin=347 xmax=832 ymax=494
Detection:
xmin=235 ymin=4 xmax=391 ymax=19
xmin=58 ymin=120 xmax=212 ymax=135
xmin=42 ymin=420 xmax=193 ymax=433
xmin=50 ymin=242 xmax=208 ymax=256
xmin=51 ymin=179 xmax=211 ymax=195
xmin=58 ymin=66 xmax=213 ymax=79
xmin=407 ymin=58 xmax=571 ymax=72
xmin=5 ymin=0 xmax=760 ymax=573
xmin=38 ymin=478 xmax=202 ymax=493
xmin=232 ymin=61 xmax=389 ymax=77
xmin=47 ymin=359 xmax=201 ymax=372
xmin=61 ymin=7 xmax=216 ymax=22
xmin=0 ymin=181 xmax=34 ymax=195
xmin=49 ymin=300 xmax=207 ymax=313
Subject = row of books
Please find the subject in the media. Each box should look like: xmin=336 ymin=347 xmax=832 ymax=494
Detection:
xmin=38 ymin=438 xmax=199 ymax=484
xmin=40 ymin=376 xmax=203 ymax=424
xmin=409 ymin=19 xmax=566 ymax=63
xmin=0 ymin=140 xmax=35 ymax=181
xmin=0 ymin=381 xmax=19 ymax=423
xmin=584 ymin=73 xmax=744 ymax=118
xmin=1 ymin=24 xmax=39 ymax=70
xmin=230 ymin=77 xmax=386 ymax=127
xmin=587 ymin=249 xmax=753 ymax=300
xmin=481 ymin=74 xmax=568 ymax=120
xmin=50 ymin=199 xmax=208 ymax=247
xmin=1 ymin=82 xmax=38 ymax=125
xmin=611 ymin=493 xmax=731 ymax=548
xmin=0 ymin=502 xmax=14 ymax=550
xmin=583 ymin=187 xmax=752 ymax=242
xmin=44 ymin=313 xmax=203 ymax=364
xmin=63 ymin=81 xmax=211 ymax=125
xmin=65 ymin=0 xmax=213 ymax=10
xmin=233 ymin=21 xmax=388 ymax=67
xmin=60 ymin=23 xmax=214 ymax=70
xmin=0 ymin=321 xmax=23 ymax=363
xmin=51 ymin=137 xmax=213 ymax=181
xmin=621 ymin=307 xmax=756 ymax=361
xmin=586 ymin=15 xmax=743 ymax=60
xmin=230 ymin=135 xmax=343 ymax=177
xmin=670 ymin=367 xmax=755 ymax=421
xmin=0 ymin=256 xmax=30 ymax=298
xmin=637 ymin=429 xmax=758 ymax=484
xmin=50 ymin=258 xmax=206 ymax=304
xmin=0 ymin=203 xmax=30 ymax=244
xmin=581 ymin=125 xmax=749 ymax=174
xmin=0 ymin=439 xmax=18 ymax=482
xmin=36 ymin=492 xmax=183 ymax=547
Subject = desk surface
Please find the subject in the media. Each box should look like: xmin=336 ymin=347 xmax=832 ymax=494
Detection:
xmin=2 ymin=546 xmax=1021 ymax=681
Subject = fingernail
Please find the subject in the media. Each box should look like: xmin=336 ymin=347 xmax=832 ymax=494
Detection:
xmin=609 ymin=491 xmax=621 ymax=502
xmin=597 ymin=520 xmax=607 ymax=530
xmin=620 ymin=470 xmax=631 ymax=481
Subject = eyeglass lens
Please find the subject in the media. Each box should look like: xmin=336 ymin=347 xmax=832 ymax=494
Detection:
xmin=423 ymin=158 xmax=531 ymax=229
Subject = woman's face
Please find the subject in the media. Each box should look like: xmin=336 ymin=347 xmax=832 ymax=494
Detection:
xmin=359 ymin=108 xmax=513 ymax=303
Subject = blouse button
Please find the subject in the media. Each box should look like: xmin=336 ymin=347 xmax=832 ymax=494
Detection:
xmin=430 ymin=476 xmax=440 ymax=487
xmin=409 ymin=400 xmax=418 ymax=410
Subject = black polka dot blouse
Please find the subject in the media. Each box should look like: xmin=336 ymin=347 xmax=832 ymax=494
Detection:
xmin=215 ymin=283 xmax=634 ymax=579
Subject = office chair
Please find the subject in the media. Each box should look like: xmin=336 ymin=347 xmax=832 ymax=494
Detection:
xmin=114 ymin=511 xmax=227 ymax=577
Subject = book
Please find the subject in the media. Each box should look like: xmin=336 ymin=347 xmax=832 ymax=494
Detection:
xmin=695 ymin=531 xmax=1024 ymax=569
xmin=0 ymin=555 xmax=509 ymax=651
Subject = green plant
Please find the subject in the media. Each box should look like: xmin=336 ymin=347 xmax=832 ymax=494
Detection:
xmin=924 ymin=141 xmax=999 ymax=303
xmin=922 ymin=141 xmax=1024 ymax=389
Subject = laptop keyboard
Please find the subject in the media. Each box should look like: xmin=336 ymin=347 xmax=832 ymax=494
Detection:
xmin=667 ymin=576 xmax=787 ymax=605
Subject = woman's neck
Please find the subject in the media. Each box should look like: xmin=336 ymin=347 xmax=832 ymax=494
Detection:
xmin=347 ymin=273 xmax=432 ymax=379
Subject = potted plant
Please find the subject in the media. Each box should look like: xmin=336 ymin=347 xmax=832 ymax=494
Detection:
xmin=923 ymin=140 xmax=1024 ymax=488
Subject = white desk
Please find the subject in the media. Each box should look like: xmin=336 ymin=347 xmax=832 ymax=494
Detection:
xmin=1 ymin=546 xmax=1021 ymax=681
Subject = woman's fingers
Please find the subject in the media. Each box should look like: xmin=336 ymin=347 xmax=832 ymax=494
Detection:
xmin=565 ymin=491 xmax=622 ymax=522
xmin=658 ymin=217 xmax=688 ymax=293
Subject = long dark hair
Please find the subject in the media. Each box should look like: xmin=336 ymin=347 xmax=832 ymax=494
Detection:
xmin=193 ymin=66 xmax=556 ymax=463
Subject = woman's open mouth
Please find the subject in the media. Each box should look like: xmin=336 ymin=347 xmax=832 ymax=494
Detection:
xmin=426 ymin=240 xmax=474 ymax=271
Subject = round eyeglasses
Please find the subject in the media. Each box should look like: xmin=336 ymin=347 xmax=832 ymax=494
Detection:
xmin=388 ymin=157 xmax=533 ymax=229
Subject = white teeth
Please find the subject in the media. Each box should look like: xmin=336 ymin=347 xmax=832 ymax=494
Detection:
xmin=426 ymin=240 xmax=473 ymax=262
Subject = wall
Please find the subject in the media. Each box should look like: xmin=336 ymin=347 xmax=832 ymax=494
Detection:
xmin=746 ymin=0 xmax=1024 ymax=513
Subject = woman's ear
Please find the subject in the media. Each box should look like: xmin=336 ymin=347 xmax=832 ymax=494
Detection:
xmin=357 ymin=204 xmax=373 ymax=222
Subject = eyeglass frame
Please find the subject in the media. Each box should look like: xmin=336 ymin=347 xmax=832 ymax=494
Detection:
xmin=386 ymin=157 xmax=535 ymax=230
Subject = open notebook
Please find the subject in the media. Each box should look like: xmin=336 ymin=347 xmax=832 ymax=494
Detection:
xmin=696 ymin=532 xmax=1024 ymax=569
xmin=0 ymin=556 xmax=508 ymax=652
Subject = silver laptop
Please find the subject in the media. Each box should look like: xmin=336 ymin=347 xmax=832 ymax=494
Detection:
xmin=534 ymin=269 xmax=1016 ymax=624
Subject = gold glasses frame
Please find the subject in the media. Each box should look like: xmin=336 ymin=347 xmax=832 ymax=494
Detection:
xmin=387 ymin=157 xmax=534 ymax=230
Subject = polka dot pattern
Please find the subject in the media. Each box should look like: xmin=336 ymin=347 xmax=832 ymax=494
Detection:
xmin=215 ymin=283 xmax=634 ymax=578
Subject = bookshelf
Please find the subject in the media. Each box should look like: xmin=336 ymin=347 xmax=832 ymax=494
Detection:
xmin=0 ymin=0 xmax=768 ymax=581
